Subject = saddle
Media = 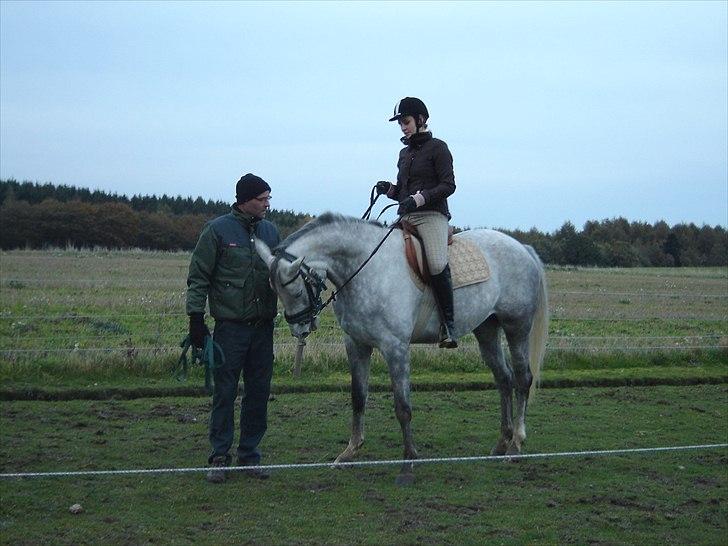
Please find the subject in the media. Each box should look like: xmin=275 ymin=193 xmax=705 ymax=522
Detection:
xmin=399 ymin=221 xmax=490 ymax=291
xmin=400 ymin=220 xmax=451 ymax=286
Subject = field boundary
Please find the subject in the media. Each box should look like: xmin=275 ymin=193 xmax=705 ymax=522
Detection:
xmin=2 ymin=374 xmax=726 ymax=401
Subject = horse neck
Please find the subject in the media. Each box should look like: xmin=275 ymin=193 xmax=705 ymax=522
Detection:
xmin=286 ymin=222 xmax=382 ymax=287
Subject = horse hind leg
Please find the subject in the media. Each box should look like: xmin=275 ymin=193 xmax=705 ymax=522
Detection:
xmin=473 ymin=316 xmax=514 ymax=456
xmin=334 ymin=336 xmax=372 ymax=464
xmin=503 ymin=326 xmax=534 ymax=456
xmin=379 ymin=339 xmax=417 ymax=485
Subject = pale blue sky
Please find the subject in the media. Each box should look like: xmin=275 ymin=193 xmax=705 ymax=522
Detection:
xmin=1 ymin=1 xmax=726 ymax=231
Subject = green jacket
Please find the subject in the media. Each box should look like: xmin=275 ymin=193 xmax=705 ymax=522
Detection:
xmin=186 ymin=206 xmax=280 ymax=322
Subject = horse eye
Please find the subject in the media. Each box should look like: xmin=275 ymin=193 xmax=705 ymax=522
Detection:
xmin=293 ymin=289 xmax=303 ymax=298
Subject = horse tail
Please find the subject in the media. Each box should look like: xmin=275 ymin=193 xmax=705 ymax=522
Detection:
xmin=524 ymin=245 xmax=549 ymax=398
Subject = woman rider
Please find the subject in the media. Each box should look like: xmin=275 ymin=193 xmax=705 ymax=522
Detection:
xmin=377 ymin=96 xmax=458 ymax=348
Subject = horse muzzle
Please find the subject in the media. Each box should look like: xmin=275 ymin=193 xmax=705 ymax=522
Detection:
xmin=289 ymin=316 xmax=318 ymax=340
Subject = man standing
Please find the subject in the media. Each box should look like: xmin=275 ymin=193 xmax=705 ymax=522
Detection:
xmin=186 ymin=173 xmax=280 ymax=483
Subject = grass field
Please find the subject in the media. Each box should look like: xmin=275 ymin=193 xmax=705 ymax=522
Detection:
xmin=1 ymin=385 xmax=726 ymax=545
xmin=0 ymin=249 xmax=727 ymax=544
xmin=0 ymin=249 xmax=726 ymax=393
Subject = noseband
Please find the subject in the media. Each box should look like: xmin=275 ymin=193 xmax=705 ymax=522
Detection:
xmin=272 ymin=250 xmax=327 ymax=326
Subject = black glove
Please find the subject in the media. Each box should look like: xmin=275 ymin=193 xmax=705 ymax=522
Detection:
xmin=375 ymin=181 xmax=392 ymax=195
xmin=397 ymin=196 xmax=417 ymax=216
xmin=189 ymin=313 xmax=210 ymax=349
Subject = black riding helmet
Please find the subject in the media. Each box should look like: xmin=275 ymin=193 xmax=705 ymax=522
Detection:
xmin=389 ymin=97 xmax=429 ymax=128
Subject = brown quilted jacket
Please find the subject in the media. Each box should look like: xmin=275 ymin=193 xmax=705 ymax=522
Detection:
xmin=388 ymin=131 xmax=456 ymax=220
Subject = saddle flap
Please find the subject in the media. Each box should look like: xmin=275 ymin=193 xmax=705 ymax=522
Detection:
xmin=401 ymin=221 xmax=429 ymax=285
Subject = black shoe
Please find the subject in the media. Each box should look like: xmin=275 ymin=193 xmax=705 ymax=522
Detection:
xmin=438 ymin=323 xmax=458 ymax=349
xmin=237 ymin=459 xmax=271 ymax=480
xmin=206 ymin=455 xmax=228 ymax=484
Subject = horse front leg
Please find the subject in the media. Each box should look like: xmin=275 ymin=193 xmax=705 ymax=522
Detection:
xmin=381 ymin=341 xmax=418 ymax=485
xmin=334 ymin=335 xmax=372 ymax=464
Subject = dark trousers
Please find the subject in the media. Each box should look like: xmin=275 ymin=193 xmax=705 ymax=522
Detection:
xmin=208 ymin=320 xmax=274 ymax=464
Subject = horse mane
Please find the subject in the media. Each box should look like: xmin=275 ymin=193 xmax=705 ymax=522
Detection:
xmin=276 ymin=212 xmax=383 ymax=251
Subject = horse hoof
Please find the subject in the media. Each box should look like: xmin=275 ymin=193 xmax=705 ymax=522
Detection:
xmin=505 ymin=444 xmax=522 ymax=460
xmin=334 ymin=451 xmax=354 ymax=464
xmin=491 ymin=444 xmax=508 ymax=456
xmin=395 ymin=473 xmax=415 ymax=486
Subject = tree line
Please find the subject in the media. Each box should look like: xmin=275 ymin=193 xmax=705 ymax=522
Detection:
xmin=1 ymin=179 xmax=726 ymax=266
xmin=0 ymin=180 xmax=312 ymax=250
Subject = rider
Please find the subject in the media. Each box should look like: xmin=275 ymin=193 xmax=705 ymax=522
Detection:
xmin=377 ymin=97 xmax=458 ymax=348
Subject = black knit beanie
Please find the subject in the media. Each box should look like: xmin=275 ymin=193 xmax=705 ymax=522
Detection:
xmin=235 ymin=173 xmax=271 ymax=203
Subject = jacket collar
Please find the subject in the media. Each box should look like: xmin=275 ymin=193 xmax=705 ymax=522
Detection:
xmin=231 ymin=204 xmax=260 ymax=231
xmin=401 ymin=131 xmax=432 ymax=146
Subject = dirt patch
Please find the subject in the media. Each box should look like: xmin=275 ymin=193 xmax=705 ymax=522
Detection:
xmin=2 ymin=376 xmax=726 ymax=401
xmin=424 ymin=501 xmax=483 ymax=515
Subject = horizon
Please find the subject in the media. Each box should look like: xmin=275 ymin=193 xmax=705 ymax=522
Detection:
xmin=1 ymin=177 xmax=724 ymax=233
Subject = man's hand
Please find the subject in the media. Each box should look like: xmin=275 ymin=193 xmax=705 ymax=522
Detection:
xmin=189 ymin=313 xmax=211 ymax=349
xmin=397 ymin=196 xmax=418 ymax=216
xmin=375 ymin=181 xmax=392 ymax=195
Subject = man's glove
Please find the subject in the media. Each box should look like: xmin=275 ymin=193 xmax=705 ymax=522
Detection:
xmin=397 ymin=196 xmax=418 ymax=216
xmin=189 ymin=313 xmax=210 ymax=349
xmin=375 ymin=181 xmax=392 ymax=195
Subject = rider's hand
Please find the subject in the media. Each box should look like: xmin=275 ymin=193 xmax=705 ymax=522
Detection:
xmin=189 ymin=313 xmax=210 ymax=349
xmin=397 ymin=196 xmax=418 ymax=216
xmin=375 ymin=181 xmax=392 ymax=195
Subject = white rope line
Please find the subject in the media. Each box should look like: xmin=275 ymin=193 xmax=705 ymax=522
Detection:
xmin=3 ymin=280 xmax=726 ymax=298
xmin=4 ymin=333 xmax=725 ymax=344
xmin=552 ymin=317 xmax=727 ymax=322
xmin=2 ymin=278 xmax=186 ymax=285
xmin=549 ymin=335 xmax=726 ymax=340
xmin=0 ymin=312 xmax=188 ymax=320
xmin=2 ymin=443 xmax=726 ymax=479
xmin=2 ymin=316 xmax=725 ymax=326
xmin=555 ymin=291 xmax=728 ymax=299
xmin=2 ymin=312 xmax=725 ymax=322
xmin=546 ymin=345 xmax=728 ymax=351
xmin=1 ymin=344 xmax=726 ymax=355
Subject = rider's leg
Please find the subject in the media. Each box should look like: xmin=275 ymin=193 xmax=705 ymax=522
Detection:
xmin=404 ymin=211 xmax=457 ymax=348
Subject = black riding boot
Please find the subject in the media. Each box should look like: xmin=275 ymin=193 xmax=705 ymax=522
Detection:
xmin=430 ymin=264 xmax=458 ymax=349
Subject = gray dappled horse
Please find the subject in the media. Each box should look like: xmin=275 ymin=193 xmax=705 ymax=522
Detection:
xmin=255 ymin=213 xmax=548 ymax=484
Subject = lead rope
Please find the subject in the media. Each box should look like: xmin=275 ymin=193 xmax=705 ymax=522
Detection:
xmin=176 ymin=334 xmax=226 ymax=395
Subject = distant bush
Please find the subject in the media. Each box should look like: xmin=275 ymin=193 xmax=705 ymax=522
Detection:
xmin=0 ymin=180 xmax=310 ymax=250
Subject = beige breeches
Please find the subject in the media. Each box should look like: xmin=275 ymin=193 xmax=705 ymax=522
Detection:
xmin=402 ymin=210 xmax=449 ymax=274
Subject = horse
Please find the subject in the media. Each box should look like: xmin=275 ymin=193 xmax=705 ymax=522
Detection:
xmin=254 ymin=212 xmax=548 ymax=485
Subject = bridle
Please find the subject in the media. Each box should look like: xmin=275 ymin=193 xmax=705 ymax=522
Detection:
xmin=272 ymin=249 xmax=327 ymax=326
xmin=273 ymin=184 xmax=403 ymax=327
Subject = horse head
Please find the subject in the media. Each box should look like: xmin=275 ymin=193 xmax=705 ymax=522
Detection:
xmin=255 ymin=237 xmax=326 ymax=339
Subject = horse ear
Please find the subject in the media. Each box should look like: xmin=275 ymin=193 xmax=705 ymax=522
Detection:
xmin=254 ymin=238 xmax=276 ymax=268
xmin=279 ymin=256 xmax=304 ymax=285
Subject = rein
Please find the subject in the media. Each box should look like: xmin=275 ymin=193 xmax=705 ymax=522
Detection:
xmin=362 ymin=185 xmax=399 ymax=221
xmin=317 ymin=221 xmax=399 ymax=313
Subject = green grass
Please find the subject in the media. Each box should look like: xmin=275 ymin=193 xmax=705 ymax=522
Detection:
xmin=1 ymin=252 xmax=726 ymax=543
xmin=1 ymin=385 xmax=726 ymax=545
xmin=0 ymin=250 xmax=726 ymax=394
